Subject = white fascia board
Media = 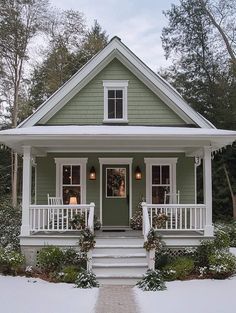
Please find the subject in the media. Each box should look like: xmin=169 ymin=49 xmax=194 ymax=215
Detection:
xmin=18 ymin=37 xmax=214 ymax=129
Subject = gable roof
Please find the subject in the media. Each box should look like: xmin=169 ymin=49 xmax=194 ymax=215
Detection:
xmin=18 ymin=37 xmax=215 ymax=129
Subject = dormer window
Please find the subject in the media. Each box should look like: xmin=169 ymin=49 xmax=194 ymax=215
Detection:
xmin=103 ymin=80 xmax=128 ymax=123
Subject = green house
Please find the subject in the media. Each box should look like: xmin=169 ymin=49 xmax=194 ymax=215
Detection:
xmin=1 ymin=37 xmax=236 ymax=284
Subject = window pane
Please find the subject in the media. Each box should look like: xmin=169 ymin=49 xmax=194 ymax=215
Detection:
xmin=152 ymin=186 xmax=170 ymax=204
xmin=116 ymin=90 xmax=123 ymax=98
xmin=108 ymin=99 xmax=115 ymax=118
xmin=152 ymin=166 xmax=160 ymax=184
xmin=108 ymin=90 xmax=115 ymax=98
xmin=63 ymin=186 xmax=80 ymax=204
xmin=63 ymin=166 xmax=71 ymax=184
xmin=116 ymin=99 xmax=123 ymax=118
xmin=72 ymin=166 xmax=80 ymax=184
xmin=162 ymin=166 xmax=170 ymax=184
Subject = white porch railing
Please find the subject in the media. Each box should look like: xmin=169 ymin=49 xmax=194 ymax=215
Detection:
xmin=142 ymin=203 xmax=206 ymax=237
xmin=30 ymin=203 xmax=95 ymax=232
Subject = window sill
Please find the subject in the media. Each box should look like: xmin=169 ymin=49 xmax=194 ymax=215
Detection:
xmin=103 ymin=119 xmax=129 ymax=124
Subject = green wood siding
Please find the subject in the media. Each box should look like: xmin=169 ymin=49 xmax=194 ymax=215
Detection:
xmin=35 ymin=153 xmax=195 ymax=218
xmin=45 ymin=59 xmax=185 ymax=126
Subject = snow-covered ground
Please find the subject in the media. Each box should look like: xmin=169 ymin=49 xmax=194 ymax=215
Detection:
xmin=135 ymin=248 xmax=236 ymax=313
xmin=135 ymin=277 xmax=236 ymax=313
xmin=0 ymin=275 xmax=98 ymax=313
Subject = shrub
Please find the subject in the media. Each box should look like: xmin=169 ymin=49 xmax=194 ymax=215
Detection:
xmin=37 ymin=246 xmax=64 ymax=273
xmin=0 ymin=247 xmax=25 ymax=274
xmin=63 ymin=248 xmax=87 ymax=269
xmin=0 ymin=199 xmax=21 ymax=250
xmin=136 ymin=269 xmax=166 ymax=291
xmin=59 ymin=266 xmax=81 ymax=283
xmin=70 ymin=214 xmax=101 ymax=231
xmin=195 ymin=239 xmax=216 ymax=268
xmin=208 ymin=251 xmax=236 ymax=279
xmin=215 ymin=221 xmax=236 ymax=247
xmin=75 ymin=269 xmax=99 ymax=288
xmin=143 ymin=228 xmax=164 ymax=251
xmin=162 ymin=257 xmax=195 ymax=281
xmin=79 ymin=228 xmax=96 ymax=252
xmin=94 ymin=216 xmax=101 ymax=230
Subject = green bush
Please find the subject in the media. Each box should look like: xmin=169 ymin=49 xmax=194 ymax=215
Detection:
xmin=37 ymin=246 xmax=64 ymax=273
xmin=0 ymin=247 xmax=25 ymax=274
xmin=163 ymin=257 xmax=195 ymax=281
xmin=136 ymin=269 xmax=166 ymax=291
xmin=208 ymin=251 xmax=236 ymax=279
xmin=75 ymin=270 xmax=99 ymax=288
xmin=0 ymin=199 xmax=21 ymax=250
xmin=195 ymin=239 xmax=216 ymax=268
xmin=215 ymin=221 xmax=236 ymax=247
xmin=63 ymin=248 xmax=86 ymax=268
xmin=59 ymin=266 xmax=80 ymax=283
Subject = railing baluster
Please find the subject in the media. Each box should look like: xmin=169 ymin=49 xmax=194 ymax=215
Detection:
xmin=194 ymin=207 xmax=197 ymax=229
xmin=184 ymin=208 xmax=187 ymax=229
xmin=180 ymin=207 xmax=182 ymax=230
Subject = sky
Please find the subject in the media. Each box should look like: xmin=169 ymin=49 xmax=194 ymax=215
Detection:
xmin=50 ymin=0 xmax=180 ymax=72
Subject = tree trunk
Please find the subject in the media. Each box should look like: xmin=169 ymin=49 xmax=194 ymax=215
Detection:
xmin=223 ymin=164 xmax=236 ymax=219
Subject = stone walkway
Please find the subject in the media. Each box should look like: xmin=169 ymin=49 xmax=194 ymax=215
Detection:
xmin=95 ymin=286 xmax=140 ymax=313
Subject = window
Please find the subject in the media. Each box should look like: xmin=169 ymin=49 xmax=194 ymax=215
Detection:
xmin=103 ymin=80 xmax=128 ymax=122
xmin=54 ymin=158 xmax=87 ymax=204
xmin=145 ymin=158 xmax=178 ymax=204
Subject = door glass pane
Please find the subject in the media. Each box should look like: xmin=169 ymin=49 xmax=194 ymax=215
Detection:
xmin=106 ymin=168 xmax=126 ymax=198
xmin=72 ymin=166 xmax=80 ymax=184
xmin=152 ymin=186 xmax=170 ymax=204
xmin=116 ymin=99 xmax=123 ymax=118
xmin=108 ymin=99 xmax=115 ymax=118
xmin=63 ymin=166 xmax=71 ymax=184
xmin=63 ymin=186 xmax=80 ymax=204
xmin=162 ymin=166 xmax=170 ymax=184
xmin=152 ymin=166 xmax=160 ymax=184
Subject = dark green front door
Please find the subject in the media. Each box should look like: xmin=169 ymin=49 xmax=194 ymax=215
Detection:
xmin=102 ymin=165 xmax=129 ymax=226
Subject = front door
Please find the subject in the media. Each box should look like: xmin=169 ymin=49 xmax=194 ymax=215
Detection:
xmin=102 ymin=165 xmax=129 ymax=227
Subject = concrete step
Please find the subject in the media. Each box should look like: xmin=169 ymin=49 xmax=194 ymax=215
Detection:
xmin=93 ymin=264 xmax=148 ymax=276
xmin=92 ymin=253 xmax=146 ymax=264
xmin=93 ymin=245 xmax=145 ymax=255
xmin=96 ymin=274 xmax=143 ymax=286
xmin=96 ymin=237 xmax=144 ymax=245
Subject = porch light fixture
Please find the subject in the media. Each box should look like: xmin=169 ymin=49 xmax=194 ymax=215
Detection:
xmin=89 ymin=166 xmax=96 ymax=180
xmin=135 ymin=166 xmax=142 ymax=180
xmin=69 ymin=196 xmax=77 ymax=205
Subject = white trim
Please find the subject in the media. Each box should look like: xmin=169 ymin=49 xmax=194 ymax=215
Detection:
xmin=99 ymin=158 xmax=133 ymax=225
xmin=103 ymin=80 xmax=128 ymax=122
xmin=54 ymin=158 xmax=88 ymax=203
xmin=144 ymin=158 xmax=178 ymax=204
xmin=18 ymin=37 xmax=214 ymax=129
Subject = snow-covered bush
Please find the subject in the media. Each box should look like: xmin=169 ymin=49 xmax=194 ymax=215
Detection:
xmin=130 ymin=209 xmax=143 ymax=230
xmin=215 ymin=221 xmax=236 ymax=247
xmin=208 ymin=251 xmax=236 ymax=279
xmin=63 ymin=248 xmax=86 ymax=268
xmin=74 ymin=270 xmax=99 ymax=288
xmin=136 ymin=269 xmax=166 ymax=291
xmin=37 ymin=246 xmax=64 ymax=273
xmin=0 ymin=199 xmax=21 ymax=250
xmin=0 ymin=247 xmax=25 ymax=274
xmin=162 ymin=257 xmax=194 ymax=281
xmin=59 ymin=266 xmax=80 ymax=283
xmin=143 ymin=228 xmax=164 ymax=251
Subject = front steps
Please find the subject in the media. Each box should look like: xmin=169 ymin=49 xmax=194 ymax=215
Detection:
xmin=92 ymin=231 xmax=148 ymax=285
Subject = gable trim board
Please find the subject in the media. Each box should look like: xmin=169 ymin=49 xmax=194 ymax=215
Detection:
xmin=18 ymin=37 xmax=214 ymax=129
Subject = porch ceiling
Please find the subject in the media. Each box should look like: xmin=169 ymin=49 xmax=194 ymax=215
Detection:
xmin=0 ymin=125 xmax=235 ymax=156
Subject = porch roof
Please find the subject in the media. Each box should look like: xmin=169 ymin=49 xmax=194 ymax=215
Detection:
xmin=0 ymin=125 xmax=235 ymax=155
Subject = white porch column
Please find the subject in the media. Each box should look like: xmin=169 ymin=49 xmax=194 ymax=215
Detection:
xmin=21 ymin=146 xmax=32 ymax=236
xmin=203 ymin=146 xmax=214 ymax=236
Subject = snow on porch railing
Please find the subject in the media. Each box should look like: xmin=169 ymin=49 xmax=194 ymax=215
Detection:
xmin=30 ymin=203 xmax=95 ymax=232
xmin=142 ymin=203 xmax=206 ymax=232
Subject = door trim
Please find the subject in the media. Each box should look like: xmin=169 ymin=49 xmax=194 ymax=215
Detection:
xmin=99 ymin=158 xmax=133 ymax=226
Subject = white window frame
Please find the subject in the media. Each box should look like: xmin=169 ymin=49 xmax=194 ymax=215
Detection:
xmin=144 ymin=158 xmax=178 ymax=204
xmin=103 ymin=80 xmax=129 ymax=123
xmin=54 ymin=158 xmax=87 ymax=203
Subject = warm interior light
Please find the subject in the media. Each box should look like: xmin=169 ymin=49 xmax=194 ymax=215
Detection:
xmin=135 ymin=166 xmax=142 ymax=180
xmin=89 ymin=166 xmax=96 ymax=180
xmin=69 ymin=196 xmax=77 ymax=205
